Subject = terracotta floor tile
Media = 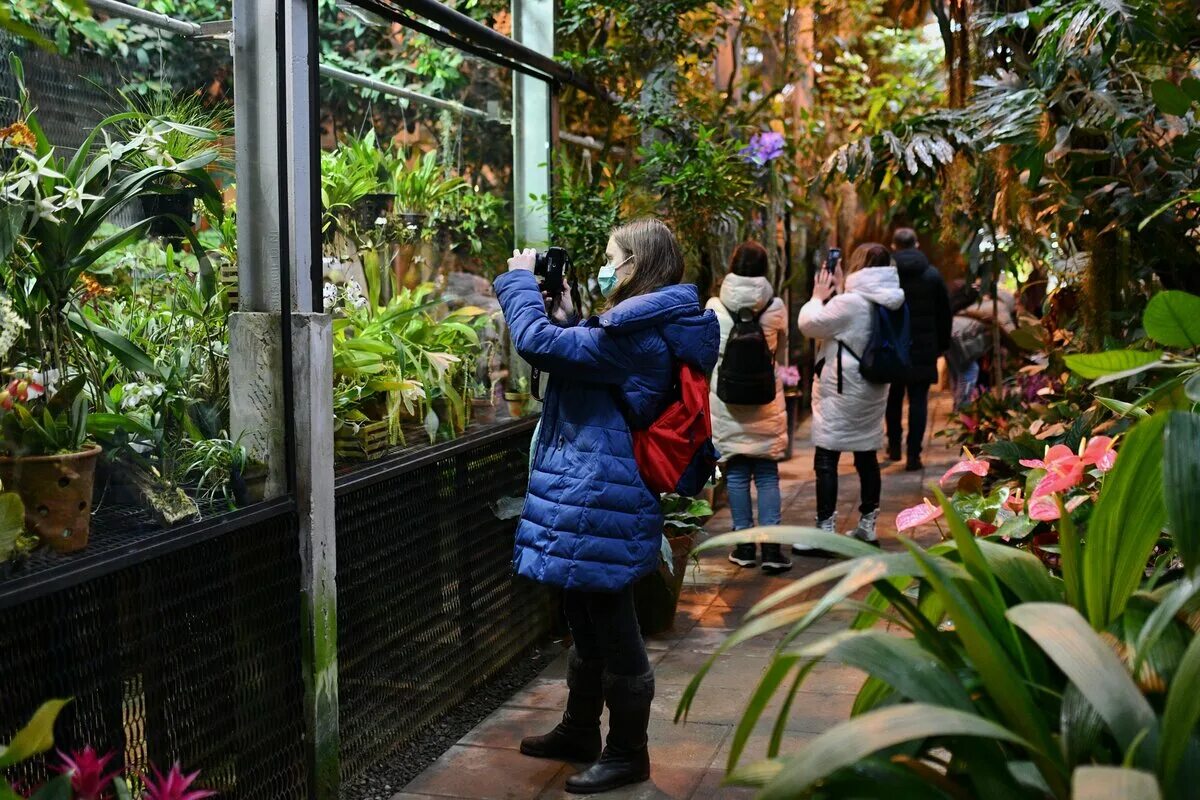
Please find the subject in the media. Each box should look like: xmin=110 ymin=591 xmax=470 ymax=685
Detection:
xmin=506 ymin=678 xmax=568 ymax=710
xmin=459 ymin=706 xmax=564 ymax=750
xmin=692 ymin=769 xmax=758 ymax=799
xmin=538 ymin=764 xmax=708 ymax=800
xmin=404 ymin=745 xmax=563 ymax=799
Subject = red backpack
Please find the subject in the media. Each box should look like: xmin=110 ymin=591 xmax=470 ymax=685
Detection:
xmin=630 ymin=362 xmax=719 ymax=497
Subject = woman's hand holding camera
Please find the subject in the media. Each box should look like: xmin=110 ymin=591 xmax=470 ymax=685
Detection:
xmin=543 ymin=285 xmax=575 ymax=325
xmin=508 ymin=248 xmax=536 ymax=272
xmin=813 ymin=262 xmax=843 ymax=302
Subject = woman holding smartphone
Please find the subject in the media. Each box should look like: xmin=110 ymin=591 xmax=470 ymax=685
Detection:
xmin=797 ymin=243 xmax=905 ymax=545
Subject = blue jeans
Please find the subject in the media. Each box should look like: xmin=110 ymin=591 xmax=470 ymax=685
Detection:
xmin=725 ymin=457 xmax=781 ymax=532
xmin=951 ymin=361 xmax=980 ymax=409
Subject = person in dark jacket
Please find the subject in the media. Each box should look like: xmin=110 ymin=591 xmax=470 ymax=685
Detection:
xmin=494 ymin=218 xmax=719 ymax=795
xmin=885 ymin=228 xmax=951 ymax=471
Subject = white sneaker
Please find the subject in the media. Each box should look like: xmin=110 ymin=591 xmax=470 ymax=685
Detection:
xmin=852 ymin=509 xmax=881 ymax=545
xmin=795 ymin=512 xmax=837 ymax=554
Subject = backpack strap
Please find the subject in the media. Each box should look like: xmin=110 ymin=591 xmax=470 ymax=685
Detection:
xmin=720 ymin=300 xmax=772 ymax=323
xmin=834 ymin=340 xmax=860 ymax=394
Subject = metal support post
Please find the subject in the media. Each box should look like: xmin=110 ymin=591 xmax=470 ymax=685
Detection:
xmin=512 ymin=0 xmax=553 ymax=248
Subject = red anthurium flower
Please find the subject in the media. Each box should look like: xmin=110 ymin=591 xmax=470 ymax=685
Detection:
xmin=967 ymin=519 xmax=998 ymax=536
xmin=57 ymin=747 xmax=119 ymax=800
xmin=143 ymin=764 xmax=216 ymax=800
xmin=896 ymin=499 xmax=944 ymax=532
xmin=939 ymin=447 xmax=991 ymax=488
xmin=1005 ymin=488 xmax=1025 ymax=513
xmin=1080 ymin=435 xmax=1118 ymax=472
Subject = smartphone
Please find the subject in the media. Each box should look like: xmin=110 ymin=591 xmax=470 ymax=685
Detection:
xmin=826 ymin=248 xmax=841 ymax=273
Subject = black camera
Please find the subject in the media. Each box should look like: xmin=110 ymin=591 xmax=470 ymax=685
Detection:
xmin=534 ymin=246 xmax=571 ymax=296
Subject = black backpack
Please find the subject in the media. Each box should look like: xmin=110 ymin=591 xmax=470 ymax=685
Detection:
xmin=716 ymin=303 xmax=776 ymax=405
xmin=837 ymin=302 xmax=912 ymax=390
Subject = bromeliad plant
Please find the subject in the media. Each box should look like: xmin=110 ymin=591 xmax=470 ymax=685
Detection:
xmin=1 ymin=699 xmax=215 ymax=800
xmin=681 ymin=408 xmax=1200 ymax=799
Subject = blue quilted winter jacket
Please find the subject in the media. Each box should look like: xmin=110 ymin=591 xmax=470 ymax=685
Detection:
xmin=494 ymin=270 xmax=720 ymax=593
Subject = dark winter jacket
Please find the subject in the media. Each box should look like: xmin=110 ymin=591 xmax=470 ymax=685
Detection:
xmin=892 ymin=248 xmax=952 ymax=383
xmin=494 ymin=270 xmax=720 ymax=593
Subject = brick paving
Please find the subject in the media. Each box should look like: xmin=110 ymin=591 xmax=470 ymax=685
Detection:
xmin=395 ymin=394 xmax=956 ymax=800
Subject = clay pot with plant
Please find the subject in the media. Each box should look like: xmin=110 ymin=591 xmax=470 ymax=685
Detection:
xmin=504 ymin=376 xmax=530 ymax=419
xmin=0 ymin=377 xmax=100 ymax=554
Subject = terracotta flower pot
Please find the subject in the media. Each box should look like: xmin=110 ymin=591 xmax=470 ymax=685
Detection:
xmin=504 ymin=392 xmax=529 ymax=419
xmin=0 ymin=445 xmax=102 ymax=554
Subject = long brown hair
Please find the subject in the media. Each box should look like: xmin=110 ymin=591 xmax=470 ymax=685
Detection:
xmin=846 ymin=243 xmax=891 ymax=275
xmin=605 ymin=218 xmax=685 ymax=309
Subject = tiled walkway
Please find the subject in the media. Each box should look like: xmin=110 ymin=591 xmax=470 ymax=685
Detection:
xmin=395 ymin=395 xmax=956 ymax=800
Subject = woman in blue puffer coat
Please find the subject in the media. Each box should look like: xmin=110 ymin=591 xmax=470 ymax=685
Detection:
xmin=494 ymin=218 xmax=719 ymax=795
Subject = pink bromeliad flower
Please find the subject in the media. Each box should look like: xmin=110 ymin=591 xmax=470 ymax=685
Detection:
xmin=1029 ymin=494 xmax=1087 ymax=521
xmin=939 ymin=447 xmax=991 ymax=488
xmin=56 ymin=747 xmax=119 ymax=800
xmin=143 ymin=764 xmax=216 ymax=800
xmin=896 ymin=499 xmax=944 ymax=532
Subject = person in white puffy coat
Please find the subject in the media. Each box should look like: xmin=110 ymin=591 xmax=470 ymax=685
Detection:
xmin=798 ymin=243 xmax=906 ymax=545
xmin=707 ymin=242 xmax=792 ymax=574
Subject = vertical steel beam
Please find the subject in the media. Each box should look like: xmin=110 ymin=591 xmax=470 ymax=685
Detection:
xmin=512 ymin=0 xmax=553 ymax=247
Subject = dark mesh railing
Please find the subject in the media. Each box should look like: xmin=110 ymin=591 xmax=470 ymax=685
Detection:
xmin=0 ymin=508 xmax=308 ymax=800
xmin=335 ymin=419 xmax=552 ymax=781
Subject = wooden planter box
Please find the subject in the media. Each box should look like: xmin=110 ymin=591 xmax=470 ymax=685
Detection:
xmin=335 ymin=420 xmax=390 ymax=461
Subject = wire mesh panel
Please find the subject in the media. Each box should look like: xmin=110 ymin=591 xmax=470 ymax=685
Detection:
xmin=335 ymin=421 xmax=551 ymax=781
xmin=0 ymin=511 xmax=308 ymax=800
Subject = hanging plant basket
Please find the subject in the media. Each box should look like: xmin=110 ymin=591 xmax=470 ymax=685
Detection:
xmin=141 ymin=190 xmax=198 ymax=239
xmin=334 ymin=420 xmax=390 ymax=461
xmin=0 ymin=445 xmax=102 ymax=554
xmin=353 ymin=193 xmax=395 ymax=231
xmin=398 ymin=211 xmax=427 ymax=233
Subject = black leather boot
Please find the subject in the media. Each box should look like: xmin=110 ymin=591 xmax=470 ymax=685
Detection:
xmin=565 ymin=670 xmax=654 ymax=794
xmin=520 ymin=649 xmax=603 ymax=763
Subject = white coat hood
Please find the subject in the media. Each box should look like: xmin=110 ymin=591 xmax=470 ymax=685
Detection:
xmin=845 ymin=266 xmax=906 ymax=310
xmin=718 ymin=274 xmax=774 ymax=314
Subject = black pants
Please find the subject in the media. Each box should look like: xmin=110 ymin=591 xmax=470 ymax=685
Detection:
xmin=814 ymin=446 xmax=881 ymax=520
xmin=886 ymin=380 xmax=933 ymax=459
xmin=563 ymin=586 xmax=651 ymax=677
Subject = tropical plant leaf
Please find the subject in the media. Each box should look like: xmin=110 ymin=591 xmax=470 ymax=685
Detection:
xmin=1008 ymin=604 xmax=1158 ymax=766
xmin=1083 ymin=413 xmax=1168 ymax=627
xmin=1163 ymin=412 xmax=1200 ymax=575
xmin=1064 ymin=350 xmax=1163 ymax=380
xmin=1151 ymin=80 xmax=1193 ymax=117
xmin=67 ymin=312 xmax=159 ymax=376
xmin=0 ymin=699 xmax=69 ymax=768
xmin=737 ymin=704 xmax=1031 ymax=798
xmin=1143 ymin=291 xmax=1200 ymax=349
xmin=1072 ymin=766 xmax=1161 ymax=800
xmin=1159 ymin=633 xmax=1200 ymax=798
xmin=722 ymin=655 xmax=803 ymax=769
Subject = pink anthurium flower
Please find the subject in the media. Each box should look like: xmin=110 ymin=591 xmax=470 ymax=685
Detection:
xmin=1028 ymin=494 xmax=1087 ymax=521
xmin=1023 ymin=444 xmax=1087 ymax=498
xmin=1080 ymin=435 xmax=1118 ymax=472
xmin=939 ymin=447 xmax=991 ymax=488
xmin=896 ymin=499 xmax=944 ymax=531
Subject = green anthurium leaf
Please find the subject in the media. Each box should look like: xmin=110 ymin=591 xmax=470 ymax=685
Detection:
xmin=0 ymin=699 xmax=70 ymax=768
xmin=26 ymin=774 xmax=72 ymax=800
xmin=1163 ymin=412 xmax=1200 ymax=575
xmin=1008 ymin=604 xmax=1158 ymax=767
xmin=739 ymin=704 xmax=1031 ymax=798
xmin=1183 ymin=77 xmax=1200 ymax=103
xmin=1072 ymin=766 xmax=1161 ymax=800
xmin=1064 ymin=349 xmax=1163 ymax=380
xmin=1085 ymin=412 xmax=1169 ymax=626
xmin=1143 ymin=291 xmax=1200 ymax=349
xmin=1151 ymin=79 xmax=1193 ymax=117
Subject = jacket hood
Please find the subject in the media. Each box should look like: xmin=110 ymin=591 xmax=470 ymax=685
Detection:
xmin=598 ymin=283 xmax=720 ymax=371
xmin=846 ymin=266 xmax=906 ymax=310
xmin=892 ymin=247 xmax=932 ymax=277
xmin=718 ymin=274 xmax=773 ymax=313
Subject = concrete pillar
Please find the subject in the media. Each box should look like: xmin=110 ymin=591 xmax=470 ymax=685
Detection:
xmin=512 ymin=0 xmax=553 ymax=248
xmin=232 ymin=1 xmax=339 ymax=797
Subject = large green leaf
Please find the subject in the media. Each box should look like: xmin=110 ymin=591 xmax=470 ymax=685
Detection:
xmin=1163 ymin=412 xmax=1200 ymax=575
xmin=1083 ymin=412 xmax=1168 ymax=627
xmin=1159 ymin=633 xmax=1200 ymax=799
xmin=721 ymin=655 xmax=805 ymax=769
xmin=0 ymin=699 xmax=69 ymax=768
xmin=1143 ymin=291 xmax=1200 ymax=349
xmin=735 ymin=704 xmax=1030 ymax=798
xmin=975 ymin=539 xmax=1063 ymax=603
xmin=67 ymin=312 xmax=159 ymax=376
xmin=1151 ymin=79 xmax=1193 ymax=117
xmin=1072 ymin=767 xmax=1161 ymax=800
xmin=1065 ymin=350 xmax=1162 ymax=380
xmin=1008 ymin=604 xmax=1158 ymax=766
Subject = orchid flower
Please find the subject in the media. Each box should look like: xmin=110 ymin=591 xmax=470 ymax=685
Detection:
xmin=939 ymin=446 xmax=991 ymax=488
xmin=896 ymin=499 xmax=944 ymax=532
